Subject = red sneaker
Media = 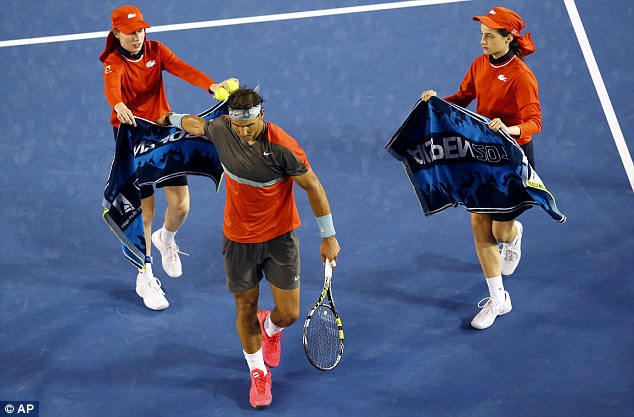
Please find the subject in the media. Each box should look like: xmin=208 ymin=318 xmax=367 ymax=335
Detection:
xmin=257 ymin=310 xmax=283 ymax=368
xmin=249 ymin=367 xmax=272 ymax=409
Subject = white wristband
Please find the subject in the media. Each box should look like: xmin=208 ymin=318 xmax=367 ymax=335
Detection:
xmin=168 ymin=113 xmax=186 ymax=130
xmin=316 ymin=214 xmax=336 ymax=238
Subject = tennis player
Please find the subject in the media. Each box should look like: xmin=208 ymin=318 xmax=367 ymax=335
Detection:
xmin=158 ymin=87 xmax=340 ymax=409
xmin=421 ymin=6 xmax=541 ymax=329
xmin=100 ymin=5 xmax=238 ymax=310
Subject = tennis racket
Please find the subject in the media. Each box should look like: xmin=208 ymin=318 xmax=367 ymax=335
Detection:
xmin=303 ymin=260 xmax=344 ymax=371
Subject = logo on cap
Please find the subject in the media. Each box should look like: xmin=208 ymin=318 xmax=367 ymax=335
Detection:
xmin=128 ymin=13 xmax=137 ymax=19
xmin=489 ymin=9 xmax=496 ymax=15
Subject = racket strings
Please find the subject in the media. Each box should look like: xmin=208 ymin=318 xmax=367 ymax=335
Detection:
xmin=305 ymin=305 xmax=340 ymax=369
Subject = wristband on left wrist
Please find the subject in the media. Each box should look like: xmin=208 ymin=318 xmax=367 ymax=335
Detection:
xmin=316 ymin=214 xmax=336 ymax=238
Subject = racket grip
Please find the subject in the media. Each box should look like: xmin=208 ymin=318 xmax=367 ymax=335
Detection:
xmin=325 ymin=259 xmax=334 ymax=277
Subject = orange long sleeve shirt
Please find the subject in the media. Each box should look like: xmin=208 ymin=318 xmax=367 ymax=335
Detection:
xmin=103 ymin=40 xmax=215 ymax=127
xmin=444 ymin=53 xmax=541 ymax=145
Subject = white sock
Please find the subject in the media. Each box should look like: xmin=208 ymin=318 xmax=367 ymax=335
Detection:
xmin=244 ymin=349 xmax=268 ymax=375
xmin=138 ymin=258 xmax=154 ymax=280
xmin=264 ymin=315 xmax=284 ymax=337
xmin=160 ymin=227 xmax=177 ymax=244
xmin=486 ymin=275 xmax=505 ymax=302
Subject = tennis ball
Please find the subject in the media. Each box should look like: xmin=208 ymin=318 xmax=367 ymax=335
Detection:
xmin=226 ymin=79 xmax=239 ymax=93
xmin=215 ymin=86 xmax=229 ymax=101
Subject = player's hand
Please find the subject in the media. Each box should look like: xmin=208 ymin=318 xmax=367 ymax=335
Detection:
xmin=320 ymin=236 xmax=340 ymax=269
xmin=114 ymin=102 xmax=136 ymax=127
xmin=420 ymin=89 xmax=437 ymax=102
xmin=156 ymin=113 xmax=171 ymax=126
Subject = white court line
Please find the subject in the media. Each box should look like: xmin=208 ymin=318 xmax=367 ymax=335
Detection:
xmin=0 ymin=0 xmax=469 ymax=48
xmin=564 ymin=0 xmax=634 ymax=192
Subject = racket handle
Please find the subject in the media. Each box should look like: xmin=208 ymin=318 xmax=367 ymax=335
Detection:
xmin=325 ymin=258 xmax=334 ymax=278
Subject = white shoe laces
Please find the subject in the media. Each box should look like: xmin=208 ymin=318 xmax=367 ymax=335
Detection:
xmin=476 ymin=297 xmax=502 ymax=316
xmin=503 ymin=251 xmax=517 ymax=262
xmin=501 ymin=227 xmax=521 ymax=258
xmin=147 ymin=277 xmax=165 ymax=296
xmin=165 ymin=241 xmax=189 ymax=265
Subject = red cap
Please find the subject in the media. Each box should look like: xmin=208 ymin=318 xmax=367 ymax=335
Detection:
xmin=100 ymin=5 xmax=150 ymax=62
xmin=110 ymin=5 xmax=150 ymax=35
xmin=473 ymin=7 xmax=524 ymax=36
xmin=473 ymin=7 xmax=535 ymax=56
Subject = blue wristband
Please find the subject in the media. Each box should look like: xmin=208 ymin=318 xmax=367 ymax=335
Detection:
xmin=316 ymin=214 xmax=336 ymax=238
xmin=168 ymin=113 xmax=186 ymax=130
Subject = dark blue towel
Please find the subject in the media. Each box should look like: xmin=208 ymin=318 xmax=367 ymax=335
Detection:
xmin=386 ymin=97 xmax=565 ymax=222
xmin=102 ymin=102 xmax=227 ymax=268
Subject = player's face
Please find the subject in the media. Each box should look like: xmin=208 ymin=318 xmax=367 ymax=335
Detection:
xmin=115 ymin=28 xmax=145 ymax=54
xmin=480 ymin=24 xmax=511 ymax=59
xmin=230 ymin=113 xmax=264 ymax=144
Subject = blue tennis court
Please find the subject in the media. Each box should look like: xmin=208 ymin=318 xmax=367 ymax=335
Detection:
xmin=1 ymin=1 xmax=632 ymax=416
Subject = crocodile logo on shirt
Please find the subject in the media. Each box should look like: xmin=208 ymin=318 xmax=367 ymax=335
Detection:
xmin=498 ymin=74 xmax=508 ymax=82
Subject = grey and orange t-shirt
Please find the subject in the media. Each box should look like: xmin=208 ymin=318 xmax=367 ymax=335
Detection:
xmin=204 ymin=117 xmax=310 ymax=243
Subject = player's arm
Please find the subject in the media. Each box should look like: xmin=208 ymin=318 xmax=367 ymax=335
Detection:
xmin=292 ymin=169 xmax=341 ymax=266
xmin=157 ymin=113 xmax=207 ymax=136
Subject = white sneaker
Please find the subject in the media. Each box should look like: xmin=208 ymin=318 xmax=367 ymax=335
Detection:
xmin=471 ymin=291 xmax=512 ymax=330
xmin=151 ymin=230 xmax=186 ymax=278
xmin=135 ymin=274 xmax=169 ymax=311
xmin=500 ymin=221 xmax=523 ymax=276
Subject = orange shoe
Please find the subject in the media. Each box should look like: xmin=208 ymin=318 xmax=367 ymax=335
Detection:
xmin=249 ymin=367 xmax=272 ymax=409
xmin=257 ymin=310 xmax=283 ymax=367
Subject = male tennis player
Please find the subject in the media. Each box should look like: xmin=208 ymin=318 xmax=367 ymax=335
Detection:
xmin=158 ymin=87 xmax=340 ymax=409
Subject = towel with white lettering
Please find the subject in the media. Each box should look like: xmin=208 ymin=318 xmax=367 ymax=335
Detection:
xmin=102 ymin=102 xmax=227 ymax=268
xmin=385 ymin=97 xmax=565 ymax=222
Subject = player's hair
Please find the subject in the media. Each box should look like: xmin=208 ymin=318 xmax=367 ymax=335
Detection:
xmin=227 ymin=87 xmax=265 ymax=110
xmin=497 ymin=28 xmax=524 ymax=60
